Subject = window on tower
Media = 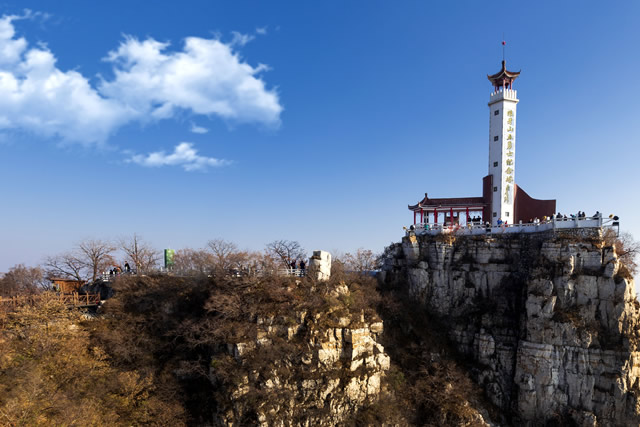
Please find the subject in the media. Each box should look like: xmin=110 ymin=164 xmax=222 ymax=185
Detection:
xmin=493 ymin=162 xmax=498 ymax=167
xmin=493 ymin=136 xmax=499 ymax=141
xmin=505 ymin=212 xmax=510 ymax=217
xmin=494 ymin=110 xmax=500 ymax=116
xmin=493 ymin=187 xmax=497 ymax=192
xmin=493 ymin=212 xmax=497 ymax=217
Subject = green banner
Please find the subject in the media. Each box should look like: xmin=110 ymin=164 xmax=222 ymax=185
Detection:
xmin=164 ymin=249 xmax=175 ymax=268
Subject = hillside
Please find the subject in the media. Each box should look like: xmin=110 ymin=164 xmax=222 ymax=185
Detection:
xmin=1 ymin=270 xmax=496 ymax=426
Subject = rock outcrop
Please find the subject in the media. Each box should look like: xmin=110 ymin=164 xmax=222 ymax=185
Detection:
xmin=309 ymin=250 xmax=332 ymax=281
xmin=211 ymin=282 xmax=390 ymax=426
xmin=380 ymin=231 xmax=640 ymax=426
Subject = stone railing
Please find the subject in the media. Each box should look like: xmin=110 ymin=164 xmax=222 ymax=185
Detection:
xmin=408 ymin=216 xmax=612 ymax=236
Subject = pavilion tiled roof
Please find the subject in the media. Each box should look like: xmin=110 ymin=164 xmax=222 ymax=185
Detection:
xmin=408 ymin=193 xmax=486 ymax=210
xmin=487 ymin=60 xmax=520 ymax=87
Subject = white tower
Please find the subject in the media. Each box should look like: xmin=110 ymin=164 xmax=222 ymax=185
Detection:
xmin=487 ymin=60 xmax=520 ymax=226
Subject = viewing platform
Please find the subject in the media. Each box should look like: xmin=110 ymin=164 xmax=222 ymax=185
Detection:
xmin=406 ymin=215 xmax=618 ymax=237
xmin=0 ymin=292 xmax=101 ymax=310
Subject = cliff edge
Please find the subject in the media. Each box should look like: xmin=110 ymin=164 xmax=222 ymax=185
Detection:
xmin=379 ymin=231 xmax=640 ymax=426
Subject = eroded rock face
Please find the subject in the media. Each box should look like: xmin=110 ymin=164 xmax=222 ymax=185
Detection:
xmin=380 ymin=232 xmax=640 ymax=426
xmin=309 ymin=250 xmax=332 ymax=281
xmin=212 ymin=284 xmax=389 ymax=426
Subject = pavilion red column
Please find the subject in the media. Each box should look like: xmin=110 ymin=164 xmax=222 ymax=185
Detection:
xmin=466 ymin=207 xmax=469 ymax=223
xmin=434 ymin=208 xmax=438 ymax=224
xmin=450 ymin=208 xmax=453 ymax=226
xmin=413 ymin=211 xmax=416 ymax=225
xmin=420 ymin=209 xmax=424 ymax=223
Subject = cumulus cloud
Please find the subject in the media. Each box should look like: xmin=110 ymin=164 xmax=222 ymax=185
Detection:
xmin=0 ymin=14 xmax=130 ymax=144
xmin=189 ymin=122 xmax=209 ymax=134
xmin=100 ymin=35 xmax=281 ymax=125
xmin=127 ymin=142 xmax=230 ymax=171
xmin=255 ymin=27 xmax=267 ymax=35
xmin=0 ymin=14 xmax=282 ymax=145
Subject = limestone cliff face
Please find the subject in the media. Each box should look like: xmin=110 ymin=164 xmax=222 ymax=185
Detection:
xmin=380 ymin=231 xmax=640 ymax=426
xmin=211 ymin=284 xmax=390 ymax=426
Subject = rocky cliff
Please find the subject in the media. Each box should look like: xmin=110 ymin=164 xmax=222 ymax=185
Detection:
xmin=379 ymin=231 xmax=640 ymax=426
xmin=210 ymin=282 xmax=391 ymax=426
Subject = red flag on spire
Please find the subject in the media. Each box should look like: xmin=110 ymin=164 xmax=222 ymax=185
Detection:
xmin=502 ymin=41 xmax=506 ymax=46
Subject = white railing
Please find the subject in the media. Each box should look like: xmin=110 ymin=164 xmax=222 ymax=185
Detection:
xmin=408 ymin=215 xmax=609 ymax=236
xmin=279 ymin=268 xmax=306 ymax=277
xmin=490 ymin=88 xmax=517 ymax=101
xmin=101 ymin=271 xmax=135 ymax=282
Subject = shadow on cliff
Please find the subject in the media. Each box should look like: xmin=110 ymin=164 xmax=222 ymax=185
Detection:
xmin=354 ymin=279 xmax=503 ymax=426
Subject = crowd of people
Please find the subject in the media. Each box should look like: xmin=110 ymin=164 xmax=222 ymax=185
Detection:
xmin=527 ymin=211 xmax=601 ymax=224
xmin=412 ymin=210 xmax=605 ymax=232
xmin=289 ymin=259 xmax=306 ymax=273
xmin=108 ymin=262 xmax=132 ymax=277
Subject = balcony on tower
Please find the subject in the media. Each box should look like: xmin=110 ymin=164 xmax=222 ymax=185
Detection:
xmin=490 ymin=88 xmax=518 ymax=104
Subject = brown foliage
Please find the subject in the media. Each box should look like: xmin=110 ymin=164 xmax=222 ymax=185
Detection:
xmin=0 ymin=264 xmax=47 ymax=297
xmin=604 ymin=229 xmax=638 ymax=277
xmin=356 ymin=286 xmax=498 ymax=426
xmin=0 ymin=294 xmax=184 ymax=426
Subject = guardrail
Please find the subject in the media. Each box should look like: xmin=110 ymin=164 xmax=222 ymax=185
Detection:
xmin=101 ymin=271 xmax=135 ymax=282
xmin=279 ymin=268 xmax=306 ymax=277
xmin=408 ymin=216 xmax=613 ymax=236
xmin=0 ymin=292 xmax=101 ymax=309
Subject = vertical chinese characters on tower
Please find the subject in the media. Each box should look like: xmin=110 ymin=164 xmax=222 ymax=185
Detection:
xmin=504 ymin=109 xmax=515 ymax=203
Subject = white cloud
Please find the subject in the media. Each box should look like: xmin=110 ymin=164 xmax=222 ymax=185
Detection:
xmin=127 ymin=142 xmax=230 ymax=171
xmin=0 ymin=15 xmax=282 ymax=145
xmin=230 ymin=31 xmax=255 ymax=46
xmin=255 ymin=27 xmax=267 ymax=35
xmin=0 ymin=14 xmax=130 ymax=144
xmin=190 ymin=122 xmax=209 ymax=134
xmin=101 ymin=35 xmax=281 ymax=126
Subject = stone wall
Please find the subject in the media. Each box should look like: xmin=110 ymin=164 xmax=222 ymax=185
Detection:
xmin=379 ymin=232 xmax=640 ymax=426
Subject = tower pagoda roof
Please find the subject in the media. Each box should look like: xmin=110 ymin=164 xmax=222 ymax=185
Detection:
xmin=487 ymin=60 xmax=520 ymax=89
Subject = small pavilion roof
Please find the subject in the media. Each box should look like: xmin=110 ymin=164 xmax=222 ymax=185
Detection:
xmin=487 ymin=60 xmax=520 ymax=87
xmin=408 ymin=193 xmax=486 ymax=211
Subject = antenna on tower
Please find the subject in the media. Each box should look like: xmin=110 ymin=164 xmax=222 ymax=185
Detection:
xmin=502 ymin=34 xmax=506 ymax=62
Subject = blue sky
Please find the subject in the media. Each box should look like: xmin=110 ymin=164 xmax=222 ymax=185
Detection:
xmin=1 ymin=1 xmax=639 ymax=271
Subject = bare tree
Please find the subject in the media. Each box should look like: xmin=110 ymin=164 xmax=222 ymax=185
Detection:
xmin=265 ymin=240 xmax=306 ymax=268
xmin=118 ymin=233 xmax=159 ymax=274
xmin=44 ymin=252 xmax=85 ymax=281
xmin=173 ymin=248 xmax=215 ymax=276
xmin=46 ymin=239 xmax=116 ymax=282
xmin=78 ymin=239 xmax=116 ymax=282
xmin=604 ymin=229 xmax=638 ymax=276
xmin=0 ymin=264 xmax=48 ymax=296
xmin=343 ymin=248 xmax=378 ymax=274
xmin=615 ymin=232 xmax=639 ymax=276
xmin=208 ymin=239 xmax=238 ymax=270
xmin=207 ymin=238 xmax=252 ymax=275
